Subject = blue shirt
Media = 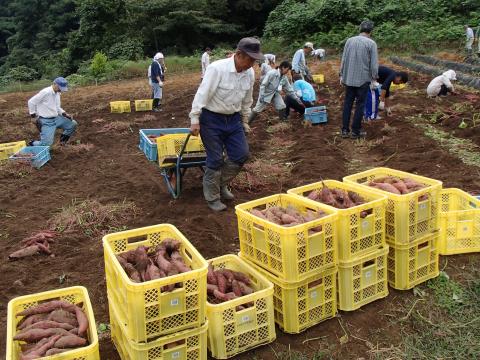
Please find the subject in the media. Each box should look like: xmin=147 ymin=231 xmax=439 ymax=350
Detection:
xmin=378 ymin=65 xmax=396 ymax=96
xmin=293 ymin=80 xmax=316 ymax=102
xmin=150 ymin=61 xmax=164 ymax=83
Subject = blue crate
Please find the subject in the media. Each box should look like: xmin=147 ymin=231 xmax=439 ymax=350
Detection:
xmin=304 ymin=106 xmax=328 ymax=125
xmin=9 ymin=146 xmax=50 ymax=169
xmin=139 ymin=128 xmax=190 ymax=162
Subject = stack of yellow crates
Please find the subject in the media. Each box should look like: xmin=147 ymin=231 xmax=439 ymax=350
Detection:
xmin=288 ymin=180 xmax=389 ymax=311
xmin=102 ymin=224 xmax=209 ymax=360
xmin=344 ymin=167 xmax=442 ymax=290
xmin=236 ymin=194 xmax=338 ymax=333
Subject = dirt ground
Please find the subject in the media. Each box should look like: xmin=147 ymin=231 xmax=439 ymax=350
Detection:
xmin=1 ymin=56 xmax=479 ymax=359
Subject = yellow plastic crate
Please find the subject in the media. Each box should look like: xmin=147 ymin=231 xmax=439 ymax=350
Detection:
xmin=288 ymin=180 xmax=387 ymax=262
xmin=439 ymin=188 xmax=480 ymax=255
xmin=338 ymin=245 xmax=389 ymax=311
xmin=387 ymin=232 xmax=439 ymax=290
xmin=240 ymin=253 xmax=337 ymax=334
xmin=135 ymin=99 xmax=154 ymax=111
xmin=110 ymin=301 xmax=208 ymax=360
xmin=110 ymin=100 xmax=131 ymax=113
xmin=206 ymin=255 xmax=275 ymax=359
xmin=156 ymin=133 xmax=205 ymax=167
xmin=0 ymin=141 xmax=26 ymax=160
xmin=6 ymin=286 xmax=100 ymax=360
xmin=312 ymin=74 xmax=324 ymax=84
xmin=103 ymin=224 xmax=208 ymax=342
xmin=236 ymin=194 xmax=338 ymax=283
xmin=343 ymin=167 xmax=442 ymax=245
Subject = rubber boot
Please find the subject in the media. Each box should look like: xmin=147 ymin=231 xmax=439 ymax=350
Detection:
xmin=203 ymin=167 xmax=227 ymax=211
xmin=220 ymin=160 xmax=242 ymax=200
xmin=248 ymin=111 xmax=259 ymax=124
xmin=60 ymin=134 xmax=71 ymax=145
xmin=278 ymin=108 xmax=288 ymax=121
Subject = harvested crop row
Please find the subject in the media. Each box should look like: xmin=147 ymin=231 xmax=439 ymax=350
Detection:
xmin=116 ymin=238 xmax=192 ymax=291
xmin=207 ymin=263 xmax=254 ymax=310
xmin=14 ymin=300 xmax=89 ymax=359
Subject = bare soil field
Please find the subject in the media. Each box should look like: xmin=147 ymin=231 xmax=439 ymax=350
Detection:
xmin=1 ymin=57 xmax=479 ymax=359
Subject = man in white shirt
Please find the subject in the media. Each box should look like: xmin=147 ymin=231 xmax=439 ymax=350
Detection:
xmin=427 ymin=70 xmax=457 ymax=97
xmin=260 ymin=54 xmax=275 ymax=83
xmin=466 ymin=25 xmax=474 ymax=55
xmin=292 ymin=42 xmax=314 ymax=79
xmin=27 ymin=77 xmax=77 ymax=146
xmin=189 ymin=37 xmax=262 ymax=211
xmin=312 ymin=48 xmax=326 ymax=60
xmin=201 ymin=47 xmax=211 ymax=79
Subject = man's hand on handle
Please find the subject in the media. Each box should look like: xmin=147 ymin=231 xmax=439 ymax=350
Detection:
xmin=190 ymin=123 xmax=200 ymax=136
xmin=62 ymin=112 xmax=72 ymax=120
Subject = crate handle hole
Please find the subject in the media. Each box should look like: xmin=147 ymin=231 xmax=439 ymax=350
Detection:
xmin=362 ymin=259 xmax=375 ymax=268
xmin=418 ymin=242 xmax=429 ymax=250
xmin=127 ymin=235 xmax=148 ymax=244
xmin=184 ymin=248 xmax=193 ymax=262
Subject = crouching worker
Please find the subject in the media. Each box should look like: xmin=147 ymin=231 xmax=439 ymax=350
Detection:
xmin=284 ymin=73 xmax=316 ymax=117
xmin=427 ymin=70 xmax=457 ymax=98
xmin=248 ymin=61 xmax=297 ymax=123
xmin=189 ymin=37 xmax=263 ymax=211
xmin=377 ymin=65 xmax=408 ymax=116
xmin=27 ymin=77 xmax=77 ymax=146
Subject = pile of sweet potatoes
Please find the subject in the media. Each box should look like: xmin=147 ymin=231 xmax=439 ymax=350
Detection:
xmin=116 ymin=238 xmax=191 ymax=291
xmin=367 ymin=176 xmax=427 ymax=199
xmin=13 ymin=300 xmax=89 ymax=359
xmin=306 ymin=184 xmax=365 ymax=209
xmin=207 ymin=263 xmax=254 ymax=310
xmin=249 ymin=204 xmax=326 ymax=228
xmin=8 ymin=230 xmax=56 ymax=260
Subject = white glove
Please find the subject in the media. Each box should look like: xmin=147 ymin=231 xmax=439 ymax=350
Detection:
xmin=339 ymin=77 xmax=343 ymax=85
xmin=158 ymin=81 xmax=164 ymax=87
xmin=386 ymin=107 xmax=392 ymax=116
xmin=379 ymin=101 xmax=385 ymax=110
xmin=370 ymin=81 xmax=380 ymax=90
xmin=242 ymin=122 xmax=251 ymax=133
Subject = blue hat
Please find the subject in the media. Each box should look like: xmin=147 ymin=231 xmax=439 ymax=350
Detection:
xmin=53 ymin=77 xmax=68 ymax=92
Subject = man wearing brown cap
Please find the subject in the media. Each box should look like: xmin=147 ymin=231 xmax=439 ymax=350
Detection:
xmin=189 ymin=37 xmax=263 ymax=211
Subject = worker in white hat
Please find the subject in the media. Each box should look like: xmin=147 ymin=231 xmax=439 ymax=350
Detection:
xmin=150 ymin=52 xmax=165 ymax=112
xmin=292 ymin=42 xmax=314 ymax=80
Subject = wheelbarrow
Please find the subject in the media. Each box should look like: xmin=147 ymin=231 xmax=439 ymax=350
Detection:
xmin=158 ymin=132 xmax=206 ymax=199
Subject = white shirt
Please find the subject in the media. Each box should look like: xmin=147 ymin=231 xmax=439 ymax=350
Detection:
xmin=201 ymin=52 xmax=210 ymax=77
xmin=312 ymin=49 xmax=325 ymax=57
xmin=292 ymin=49 xmax=306 ymax=74
xmin=28 ymin=86 xmax=65 ymax=118
xmin=427 ymin=70 xmax=456 ymax=96
xmin=466 ymin=27 xmax=474 ymax=39
xmin=189 ymin=56 xmax=254 ymax=125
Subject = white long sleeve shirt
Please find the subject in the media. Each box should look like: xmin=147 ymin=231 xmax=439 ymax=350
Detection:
xmin=201 ymin=52 xmax=210 ymax=77
xmin=427 ymin=70 xmax=456 ymax=97
xmin=466 ymin=27 xmax=474 ymax=39
xmin=189 ymin=56 xmax=254 ymax=125
xmin=28 ymin=86 xmax=65 ymax=118
xmin=292 ymin=49 xmax=306 ymax=74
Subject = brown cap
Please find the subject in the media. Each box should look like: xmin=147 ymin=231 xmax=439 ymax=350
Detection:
xmin=237 ymin=37 xmax=263 ymax=60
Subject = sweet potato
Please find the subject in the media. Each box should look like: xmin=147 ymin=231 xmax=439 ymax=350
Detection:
xmin=307 ymin=190 xmax=320 ymax=201
xmin=231 ymin=280 xmax=242 ymax=297
xmin=320 ymin=184 xmax=337 ymax=206
xmin=144 ymin=260 xmax=162 ymax=281
xmin=285 ymin=205 xmax=303 ymax=221
xmin=369 ymin=182 xmax=401 ymax=194
xmin=119 ymin=249 xmax=137 ymax=264
xmin=162 ymin=238 xmax=181 ymax=254
xmin=73 ymin=306 xmax=88 ymax=337
xmin=391 ymin=180 xmax=408 ymax=194
xmin=22 ymin=320 xmax=75 ymax=332
xmin=343 ymin=191 xmax=355 ymax=208
xmin=403 ymin=178 xmax=423 ymax=189
xmin=48 ymin=310 xmax=78 ymax=327
xmin=9 ymin=245 xmax=42 ymax=260
xmin=14 ymin=327 xmax=70 ymax=342
xmin=45 ymin=348 xmax=70 ymax=356
xmin=231 ymin=271 xmax=251 ymax=285
xmin=207 ymin=263 xmax=217 ymax=285
xmin=18 ymin=300 xmax=76 ymax=317
xmin=218 ymin=269 xmax=235 ymax=284
xmin=215 ymin=271 xmax=228 ymax=293
xmin=155 ymin=250 xmax=172 ymax=273
xmin=281 ymin=213 xmax=298 ymax=224
xmin=250 ymin=209 xmax=267 ymax=219
xmin=54 ymin=334 xmax=87 ymax=348
xmin=134 ymin=246 xmax=149 ymax=275
xmin=116 ymin=255 xmax=129 ymax=270
xmin=213 ymin=290 xmax=237 ymax=302
xmin=172 ymin=259 xmax=190 ymax=273
xmin=265 ymin=210 xmax=281 ymax=225
xmin=348 ymin=191 xmax=365 ymax=204
xmin=17 ymin=314 xmax=48 ymax=330
xmin=237 ymin=281 xmax=254 ymax=295
xmin=20 ymin=335 xmax=62 ymax=359
xmin=207 ymin=284 xmax=219 ymax=295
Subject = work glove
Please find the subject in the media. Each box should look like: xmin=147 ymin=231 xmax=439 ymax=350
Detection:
xmin=242 ymin=121 xmax=251 ymax=134
xmin=379 ymin=101 xmax=385 ymax=110
xmin=159 ymin=81 xmax=164 ymax=87
xmin=370 ymin=81 xmax=380 ymax=90
xmin=386 ymin=107 xmax=392 ymax=116
xmin=339 ymin=77 xmax=343 ymax=86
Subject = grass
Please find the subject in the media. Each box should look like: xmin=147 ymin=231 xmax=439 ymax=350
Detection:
xmin=47 ymin=199 xmax=138 ymax=237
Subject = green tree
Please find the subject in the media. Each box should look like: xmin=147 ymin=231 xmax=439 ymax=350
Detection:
xmin=90 ymin=51 xmax=108 ymax=85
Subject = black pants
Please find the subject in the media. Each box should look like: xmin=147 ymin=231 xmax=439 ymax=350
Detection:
xmin=438 ymin=85 xmax=451 ymax=96
xmin=342 ymin=82 xmax=370 ymax=134
xmin=284 ymin=94 xmax=314 ymax=117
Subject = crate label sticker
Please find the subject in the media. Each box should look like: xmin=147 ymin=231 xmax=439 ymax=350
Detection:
xmin=362 ymin=220 xmax=369 ymax=228
xmin=172 ymin=351 xmax=180 ymax=359
xmin=365 ymin=270 xmax=372 ymax=279
xmin=310 ymin=290 xmax=318 ymax=299
xmin=241 ymin=315 xmax=250 ymax=323
xmin=419 ymin=203 xmax=427 ymax=210
xmin=170 ymin=298 xmax=179 ymax=306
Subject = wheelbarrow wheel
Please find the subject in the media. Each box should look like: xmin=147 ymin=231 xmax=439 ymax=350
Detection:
xmin=166 ymin=168 xmax=177 ymax=192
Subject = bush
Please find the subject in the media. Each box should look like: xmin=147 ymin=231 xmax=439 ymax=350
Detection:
xmin=65 ymin=73 xmax=92 ymax=87
xmin=108 ymin=39 xmax=144 ymax=60
xmin=4 ymin=66 xmax=39 ymax=82
xmin=90 ymin=52 xmax=109 ymax=82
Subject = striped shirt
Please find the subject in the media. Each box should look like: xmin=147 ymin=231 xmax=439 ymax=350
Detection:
xmin=340 ymin=34 xmax=378 ymax=87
